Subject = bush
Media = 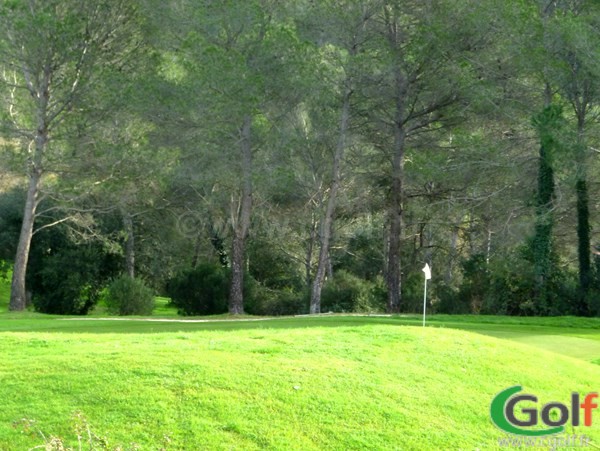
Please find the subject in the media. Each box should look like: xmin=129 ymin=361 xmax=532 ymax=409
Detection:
xmin=8 ymin=194 xmax=122 ymax=315
xmin=482 ymin=261 xmax=536 ymax=315
xmin=321 ymin=271 xmax=385 ymax=313
xmin=31 ymin=243 xmax=120 ymax=315
xmin=334 ymin=226 xmax=385 ymax=281
xmin=481 ymin=251 xmax=577 ymax=316
xmin=457 ymin=254 xmax=489 ymax=314
xmin=247 ymin=239 xmax=304 ymax=291
xmin=435 ymin=283 xmax=469 ymax=314
xmin=400 ymin=271 xmax=429 ymax=313
xmin=106 ymin=275 xmax=155 ymax=316
xmin=245 ymin=286 xmax=307 ymax=316
xmin=166 ymin=263 xmax=229 ymax=316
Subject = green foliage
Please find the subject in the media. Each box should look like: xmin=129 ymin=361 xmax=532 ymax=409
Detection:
xmin=435 ymin=283 xmax=468 ymax=314
xmin=576 ymin=178 xmax=592 ymax=313
xmin=400 ymin=271 xmax=431 ymax=313
xmin=531 ymin=104 xmax=563 ymax=154
xmin=434 ymin=251 xmax=579 ymax=317
xmin=25 ymin=216 xmax=121 ymax=315
xmin=481 ymin=259 xmax=535 ymax=316
xmin=105 ymin=275 xmax=155 ymax=316
xmin=530 ymin=106 xmax=562 ymax=310
xmin=0 ymin=189 xmax=123 ymax=315
xmin=458 ymin=254 xmax=490 ymax=314
xmin=481 ymin=250 xmax=577 ymax=317
xmin=30 ymin=242 xmax=120 ymax=316
xmin=587 ymin=257 xmax=600 ymax=317
xmin=166 ymin=264 xmax=229 ymax=316
xmin=334 ymin=226 xmax=384 ymax=281
xmin=248 ymin=239 xmax=304 ymax=291
xmin=0 ymin=269 xmax=9 ymax=312
xmin=0 ymin=188 xmax=25 ymax=262
xmin=321 ymin=271 xmax=385 ymax=313
xmin=245 ymin=286 xmax=307 ymax=316
xmin=2 ymin=0 xmax=600 ymax=320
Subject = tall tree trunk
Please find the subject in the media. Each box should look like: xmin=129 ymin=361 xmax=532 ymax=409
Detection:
xmin=576 ymin=177 xmax=591 ymax=308
xmin=531 ymin=85 xmax=558 ymax=313
xmin=310 ymin=88 xmax=351 ymax=314
xmin=532 ymin=106 xmax=559 ymax=313
xmin=386 ymin=71 xmax=407 ymax=314
xmin=533 ymin=144 xmax=554 ymax=310
xmin=445 ymin=225 xmax=459 ymax=284
xmin=305 ymin=213 xmax=317 ymax=290
xmin=576 ymin=113 xmax=591 ymax=315
xmin=9 ymin=171 xmax=41 ymax=311
xmin=485 ymin=224 xmax=493 ymax=266
xmin=9 ymin=72 xmax=49 ymax=311
xmin=229 ymin=115 xmax=252 ymax=315
xmin=122 ymin=211 xmax=135 ymax=278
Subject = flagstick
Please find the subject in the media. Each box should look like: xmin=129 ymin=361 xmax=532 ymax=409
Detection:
xmin=422 ymin=277 xmax=427 ymax=327
xmin=421 ymin=263 xmax=431 ymax=327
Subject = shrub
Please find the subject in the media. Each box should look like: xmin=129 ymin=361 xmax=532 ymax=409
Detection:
xmin=106 ymin=275 xmax=155 ymax=316
xmin=321 ymin=271 xmax=384 ymax=313
xmin=166 ymin=263 xmax=229 ymax=316
xmin=400 ymin=271 xmax=429 ymax=313
xmin=334 ymin=226 xmax=385 ymax=281
xmin=435 ymin=283 xmax=469 ymax=314
xmin=31 ymin=243 xmax=120 ymax=315
xmin=480 ymin=250 xmax=578 ymax=316
xmin=245 ymin=286 xmax=307 ymax=316
xmin=19 ymin=198 xmax=121 ymax=315
xmin=247 ymin=239 xmax=304 ymax=291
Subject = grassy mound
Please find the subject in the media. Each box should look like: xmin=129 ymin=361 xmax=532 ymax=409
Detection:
xmin=0 ymin=318 xmax=598 ymax=449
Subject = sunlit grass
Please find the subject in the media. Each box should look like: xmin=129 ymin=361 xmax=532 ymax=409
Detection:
xmin=0 ymin=317 xmax=599 ymax=449
xmin=1 ymin=275 xmax=600 ymax=447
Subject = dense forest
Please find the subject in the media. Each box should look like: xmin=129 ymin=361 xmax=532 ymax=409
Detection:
xmin=1 ymin=0 xmax=600 ymax=317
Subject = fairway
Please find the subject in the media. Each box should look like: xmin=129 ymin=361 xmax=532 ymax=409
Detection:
xmin=0 ymin=313 xmax=599 ymax=449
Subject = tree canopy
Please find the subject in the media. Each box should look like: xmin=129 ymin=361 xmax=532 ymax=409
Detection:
xmin=1 ymin=0 xmax=600 ymax=316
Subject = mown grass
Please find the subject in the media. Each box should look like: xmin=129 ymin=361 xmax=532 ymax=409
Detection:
xmin=0 ymin=316 xmax=599 ymax=449
xmin=1 ymin=275 xmax=600 ymax=448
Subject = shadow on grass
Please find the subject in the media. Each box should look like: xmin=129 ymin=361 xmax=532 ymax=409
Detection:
xmin=0 ymin=314 xmax=416 ymax=334
xmin=1 ymin=312 xmax=600 ymax=363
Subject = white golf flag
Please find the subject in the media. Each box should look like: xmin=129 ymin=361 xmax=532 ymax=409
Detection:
xmin=422 ymin=263 xmax=431 ymax=280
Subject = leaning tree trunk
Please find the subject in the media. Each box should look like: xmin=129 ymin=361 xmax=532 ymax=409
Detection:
xmin=229 ymin=115 xmax=253 ymax=315
xmin=310 ymin=88 xmax=351 ymax=314
xmin=9 ymin=170 xmax=42 ymax=311
xmin=386 ymin=71 xmax=407 ymax=314
xmin=9 ymin=78 xmax=49 ymax=311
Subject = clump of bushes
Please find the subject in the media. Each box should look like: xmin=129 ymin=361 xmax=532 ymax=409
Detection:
xmin=166 ymin=263 xmax=229 ymax=316
xmin=245 ymin=286 xmax=307 ymax=316
xmin=105 ymin=275 xmax=155 ymax=316
xmin=321 ymin=271 xmax=386 ymax=313
xmin=434 ymin=250 xmax=581 ymax=316
xmin=31 ymin=243 xmax=120 ymax=315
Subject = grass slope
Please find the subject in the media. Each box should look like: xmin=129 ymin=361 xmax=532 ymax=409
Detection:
xmin=0 ymin=318 xmax=599 ymax=449
xmin=420 ymin=315 xmax=600 ymax=364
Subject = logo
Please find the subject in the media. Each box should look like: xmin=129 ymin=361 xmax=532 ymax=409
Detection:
xmin=491 ymin=386 xmax=598 ymax=437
